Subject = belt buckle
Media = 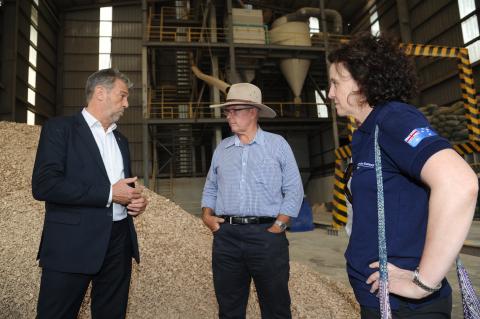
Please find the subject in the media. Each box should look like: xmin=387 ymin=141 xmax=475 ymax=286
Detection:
xmin=241 ymin=217 xmax=249 ymax=224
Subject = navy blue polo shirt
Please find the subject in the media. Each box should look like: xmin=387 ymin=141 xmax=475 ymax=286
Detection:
xmin=346 ymin=101 xmax=452 ymax=310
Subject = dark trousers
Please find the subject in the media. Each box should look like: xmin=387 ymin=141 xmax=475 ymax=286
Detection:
xmin=212 ymin=223 xmax=291 ymax=319
xmin=360 ymin=294 xmax=452 ymax=319
xmin=37 ymin=219 xmax=133 ymax=319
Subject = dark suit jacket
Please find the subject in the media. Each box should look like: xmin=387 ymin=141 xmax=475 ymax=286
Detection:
xmin=32 ymin=112 xmax=139 ymax=274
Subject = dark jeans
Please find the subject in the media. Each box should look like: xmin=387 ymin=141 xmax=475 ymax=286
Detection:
xmin=37 ymin=219 xmax=133 ymax=319
xmin=212 ymin=223 xmax=291 ymax=319
xmin=360 ymin=294 xmax=452 ymax=319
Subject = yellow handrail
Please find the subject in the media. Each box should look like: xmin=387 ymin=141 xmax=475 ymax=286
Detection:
xmin=147 ymin=98 xmax=329 ymax=120
xmin=147 ymin=7 xmax=350 ymax=46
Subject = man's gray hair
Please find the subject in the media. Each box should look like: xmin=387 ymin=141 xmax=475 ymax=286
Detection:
xmin=85 ymin=68 xmax=133 ymax=103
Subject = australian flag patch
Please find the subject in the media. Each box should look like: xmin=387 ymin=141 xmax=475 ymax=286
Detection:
xmin=404 ymin=127 xmax=437 ymax=147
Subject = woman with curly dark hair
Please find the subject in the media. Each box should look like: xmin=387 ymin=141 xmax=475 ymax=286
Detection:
xmin=328 ymin=32 xmax=478 ymax=318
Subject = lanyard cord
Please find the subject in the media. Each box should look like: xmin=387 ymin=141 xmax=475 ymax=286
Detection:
xmin=374 ymin=125 xmax=392 ymax=319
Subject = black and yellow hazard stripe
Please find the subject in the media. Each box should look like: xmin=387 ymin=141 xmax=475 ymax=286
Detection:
xmin=332 ymin=159 xmax=348 ymax=228
xmin=402 ymin=43 xmax=460 ymax=58
xmin=457 ymin=49 xmax=480 ymax=141
xmin=402 ymin=43 xmax=479 ymax=141
xmin=347 ymin=116 xmax=357 ymax=142
xmin=453 ymin=141 xmax=480 ymax=155
xmin=334 ymin=145 xmax=351 ymax=160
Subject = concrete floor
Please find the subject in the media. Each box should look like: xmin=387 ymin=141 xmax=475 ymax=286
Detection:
xmin=287 ymin=221 xmax=480 ymax=318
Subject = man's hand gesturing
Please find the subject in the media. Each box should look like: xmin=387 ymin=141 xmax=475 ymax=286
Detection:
xmin=127 ymin=195 xmax=148 ymax=217
xmin=112 ymin=177 xmax=141 ymax=205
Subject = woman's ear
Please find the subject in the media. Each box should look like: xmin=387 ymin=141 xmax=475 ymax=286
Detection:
xmin=352 ymin=89 xmax=368 ymax=107
xmin=359 ymin=95 xmax=368 ymax=107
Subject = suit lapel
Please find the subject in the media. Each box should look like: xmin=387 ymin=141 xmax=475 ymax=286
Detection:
xmin=74 ymin=112 xmax=110 ymax=181
xmin=114 ymin=130 xmax=131 ymax=178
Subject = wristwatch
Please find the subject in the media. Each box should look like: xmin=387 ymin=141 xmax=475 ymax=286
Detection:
xmin=412 ymin=268 xmax=442 ymax=293
xmin=274 ymin=220 xmax=287 ymax=232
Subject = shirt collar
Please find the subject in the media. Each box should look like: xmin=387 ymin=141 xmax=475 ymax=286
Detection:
xmin=357 ymin=104 xmax=385 ymax=133
xmin=225 ymin=126 xmax=265 ymax=148
xmin=82 ymin=108 xmax=117 ymax=132
xmin=254 ymin=127 xmax=265 ymax=145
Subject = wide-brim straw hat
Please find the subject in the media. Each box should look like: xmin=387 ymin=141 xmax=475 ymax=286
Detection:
xmin=210 ymin=83 xmax=276 ymax=118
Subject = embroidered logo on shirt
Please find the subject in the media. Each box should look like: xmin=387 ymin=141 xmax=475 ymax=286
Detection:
xmin=404 ymin=127 xmax=437 ymax=147
xmin=357 ymin=162 xmax=374 ymax=169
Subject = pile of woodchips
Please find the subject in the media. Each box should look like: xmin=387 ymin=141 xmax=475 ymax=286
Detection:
xmin=0 ymin=121 xmax=359 ymax=318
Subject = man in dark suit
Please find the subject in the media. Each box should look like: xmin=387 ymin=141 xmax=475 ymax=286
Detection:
xmin=32 ymin=68 xmax=148 ymax=319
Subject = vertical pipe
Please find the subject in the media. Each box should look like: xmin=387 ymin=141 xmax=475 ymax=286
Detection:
xmin=320 ymin=0 xmax=339 ymax=149
xmin=141 ymin=0 xmax=150 ymax=187
xmin=210 ymin=1 xmax=222 ymax=146
xmin=210 ymin=2 xmax=221 ymax=120
xmin=226 ymin=0 xmax=237 ymax=83
xmin=142 ymin=121 xmax=149 ymax=187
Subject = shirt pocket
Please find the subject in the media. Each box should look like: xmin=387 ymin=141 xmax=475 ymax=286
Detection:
xmin=254 ymin=157 xmax=282 ymax=189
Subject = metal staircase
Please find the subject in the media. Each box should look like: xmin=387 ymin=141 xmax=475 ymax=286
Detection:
xmin=173 ymin=124 xmax=194 ymax=176
xmin=147 ymin=4 xmax=202 ymax=198
xmin=176 ymin=50 xmax=191 ymax=118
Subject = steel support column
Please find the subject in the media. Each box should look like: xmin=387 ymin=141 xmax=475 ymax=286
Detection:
xmin=320 ymin=0 xmax=339 ymax=150
xmin=226 ymin=0 xmax=237 ymax=84
xmin=142 ymin=0 xmax=150 ymax=187
xmin=209 ymin=2 xmax=222 ymax=146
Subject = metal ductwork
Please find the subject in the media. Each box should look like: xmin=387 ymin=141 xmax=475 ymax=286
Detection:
xmin=191 ymin=65 xmax=230 ymax=94
xmin=272 ymin=7 xmax=342 ymax=34
xmin=269 ymin=7 xmax=343 ymax=104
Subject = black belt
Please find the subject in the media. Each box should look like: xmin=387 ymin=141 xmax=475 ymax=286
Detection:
xmin=218 ymin=215 xmax=276 ymax=225
xmin=113 ymin=218 xmax=128 ymax=224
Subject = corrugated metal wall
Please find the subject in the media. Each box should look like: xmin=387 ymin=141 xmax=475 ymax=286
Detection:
xmin=13 ymin=1 xmax=31 ymax=121
xmin=36 ymin=0 xmax=58 ymax=120
xmin=351 ymin=0 xmax=474 ymax=107
xmin=409 ymin=0 xmax=466 ymax=106
xmin=352 ymin=0 xmax=480 ymax=105
xmin=62 ymin=8 xmax=99 ymax=117
xmin=0 ymin=0 xmax=28 ymax=121
xmin=62 ymin=4 xmax=143 ymax=176
xmin=0 ymin=0 xmax=16 ymax=120
xmin=376 ymin=1 xmax=400 ymax=35
xmin=112 ymin=5 xmax=142 ymax=176
xmin=0 ymin=0 xmax=57 ymax=122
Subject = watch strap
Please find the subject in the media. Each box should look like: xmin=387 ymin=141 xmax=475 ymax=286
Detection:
xmin=412 ymin=268 xmax=442 ymax=293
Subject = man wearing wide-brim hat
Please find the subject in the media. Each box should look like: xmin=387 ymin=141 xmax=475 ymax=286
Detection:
xmin=201 ymin=82 xmax=304 ymax=318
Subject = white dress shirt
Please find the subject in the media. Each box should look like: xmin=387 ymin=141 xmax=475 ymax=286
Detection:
xmin=82 ymin=108 xmax=127 ymax=221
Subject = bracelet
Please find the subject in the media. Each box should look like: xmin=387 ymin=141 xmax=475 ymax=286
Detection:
xmin=412 ymin=268 xmax=442 ymax=293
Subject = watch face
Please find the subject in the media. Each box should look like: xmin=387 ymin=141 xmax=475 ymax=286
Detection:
xmin=276 ymin=221 xmax=287 ymax=231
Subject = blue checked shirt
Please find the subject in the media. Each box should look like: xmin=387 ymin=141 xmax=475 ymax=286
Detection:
xmin=201 ymin=128 xmax=304 ymax=217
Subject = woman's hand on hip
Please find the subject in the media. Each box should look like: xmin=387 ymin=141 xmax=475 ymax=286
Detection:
xmin=366 ymin=261 xmax=432 ymax=299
